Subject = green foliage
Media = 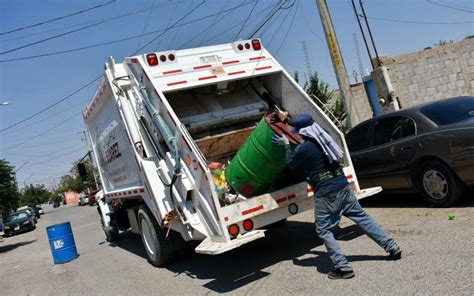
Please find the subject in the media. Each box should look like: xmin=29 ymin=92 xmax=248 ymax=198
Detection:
xmin=434 ymin=40 xmax=453 ymax=47
xmin=56 ymin=158 xmax=98 ymax=194
xmin=0 ymin=159 xmax=20 ymax=215
xmin=20 ymin=184 xmax=53 ymax=206
xmin=303 ymin=72 xmax=348 ymax=132
xmin=304 ymin=72 xmax=332 ymax=106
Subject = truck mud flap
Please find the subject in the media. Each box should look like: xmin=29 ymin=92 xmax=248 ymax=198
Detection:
xmin=195 ymin=230 xmax=266 ymax=255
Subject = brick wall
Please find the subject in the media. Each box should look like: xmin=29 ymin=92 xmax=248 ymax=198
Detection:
xmin=347 ymin=38 xmax=474 ymax=126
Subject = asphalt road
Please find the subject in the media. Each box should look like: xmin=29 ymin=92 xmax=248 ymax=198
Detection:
xmin=1 ymin=194 xmax=473 ymax=295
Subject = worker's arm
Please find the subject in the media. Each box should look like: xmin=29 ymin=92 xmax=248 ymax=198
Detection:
xmin=272 ymin=134 xmax=304 ymax=169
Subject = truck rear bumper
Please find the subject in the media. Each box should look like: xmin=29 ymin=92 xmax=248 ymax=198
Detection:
xmin=195 ymin=229 xmax=266 ymax=255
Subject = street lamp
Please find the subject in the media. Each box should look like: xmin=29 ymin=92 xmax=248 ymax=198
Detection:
xmin=1 ymin=101 xmax=10 ymax=106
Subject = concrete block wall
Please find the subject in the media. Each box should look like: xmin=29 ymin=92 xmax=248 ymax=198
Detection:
xmin=347 ymin=38 xmax=474 ymax=126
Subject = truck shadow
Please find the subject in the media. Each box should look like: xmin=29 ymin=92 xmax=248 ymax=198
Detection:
xmin=113 ymin=222 xmax=389 ymax=293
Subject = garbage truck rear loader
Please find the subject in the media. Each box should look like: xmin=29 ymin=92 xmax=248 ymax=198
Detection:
xmin=84 ymin=39 xmax=381 ymax=266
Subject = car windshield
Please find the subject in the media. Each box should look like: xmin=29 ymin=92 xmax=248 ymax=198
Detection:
xmin=420 ymin=97 xmax=474 ymax=126
xmin=6 ymin=212 xmax=28 ymax=222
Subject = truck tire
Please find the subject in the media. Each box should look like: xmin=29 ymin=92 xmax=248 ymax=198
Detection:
xmin=138 ymin=205 xmax=174 ymax=267
xmin=417 ymin=160 xmax=464 ymax=207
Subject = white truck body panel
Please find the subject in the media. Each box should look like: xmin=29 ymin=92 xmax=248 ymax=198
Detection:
xmin=84 ymin=39 xmax=381 ymax=256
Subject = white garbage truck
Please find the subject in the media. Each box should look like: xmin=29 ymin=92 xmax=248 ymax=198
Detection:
xmin=83 ymin=39 xmax=381 ymax=266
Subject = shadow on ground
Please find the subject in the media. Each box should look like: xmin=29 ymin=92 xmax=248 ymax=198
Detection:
xmin=111 ymin=222 xmax=384 ymax=293
xmin=0 ymin=240 xmax=37 ymax=254
xmin=360 ymin=188 xmax=474 ymax=208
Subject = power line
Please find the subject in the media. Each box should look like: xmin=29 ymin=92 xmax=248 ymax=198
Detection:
xmin=274 ymin=0 xmax=299 ymax=56
xmin=248 ymin=0 xmax=294 ymax=38
xmin=425 ymin=0 xmax=474 ymax=13
xmin=0 ymin=1 xmax=181 ymax=43
xmin=360 ymin=14 xmax=474 ymax=25
xmin=1 ymin=1 xmax=175 ymax=55
xmin=154 ymin=1 xmax=180 ymax=50
xmin=1 ymin=98 xmax=89 ymax=136
xmin=2 ymin=113 xmax=82 ymax=150
xmin=198 ymin=0 xmax=230 ymax=46
xmin=0 ymin=76 xmax=100 ymax=132
xmin=135 ymin=0 xmax=157 ymax=52
xmin=133 ymin=0 xmax=206 ymax=55
xmin=167 ymin=1 xmax=195 ymax=50
xmin=234 ymin=0 xmax=259 ymax=40
xmin=0 ymin=0 xmax=117 ymax=36
xmin=0 ymin=1 xmax=253 ymax=63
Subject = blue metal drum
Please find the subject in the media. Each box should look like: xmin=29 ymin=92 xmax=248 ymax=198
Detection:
xmin=46 ymin=222 xmax=78 ymax=264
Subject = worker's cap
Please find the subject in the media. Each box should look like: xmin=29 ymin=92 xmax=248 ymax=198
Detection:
xmin=288 ymin=114 xmax=314 ymax=133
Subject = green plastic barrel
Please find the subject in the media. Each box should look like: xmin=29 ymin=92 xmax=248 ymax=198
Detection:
xmin=225 ymin=117 xmax=288 ymax=197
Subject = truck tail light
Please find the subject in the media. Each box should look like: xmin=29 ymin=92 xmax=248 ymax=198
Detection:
xmin=160 ymin=55 xmax=167 ymax=62
xmin=146 ymin=53 xmax=158 ymax=66
xmin=245 ymin=43 xmax=250 ymax=49
xmin=252 ymin=39 xmax=261 ymax=50
xmin=168 ymin=53 xmax=175 ymax=61
xmin=242 ymin=219 xmax=254 ymax=231
xmin=228 ymin=224 xmax=239 ymax=237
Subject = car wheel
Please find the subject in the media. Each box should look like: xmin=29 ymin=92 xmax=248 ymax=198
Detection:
xmin=417 ymin=160 xmax=464 ymax=207
xmin=138 ymin=205 xmax=174 ymax=267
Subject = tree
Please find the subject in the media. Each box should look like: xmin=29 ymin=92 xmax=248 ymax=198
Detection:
xmin=0 ymin=159 xmax=20 ymax=215
xmin=20 ymin=184 xmax=53 ymax=206
xmin=56 ymin=158 xmax=98 ymax=194
xmin=303 ymin=72 xmax=347 ymax=131
xmin=434 ymin=40 xmax=453 ymax=47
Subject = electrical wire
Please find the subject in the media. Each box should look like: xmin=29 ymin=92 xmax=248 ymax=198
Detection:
xmin=234 ymin=0 xmax=259 ymax=40
xmin=167 ymin=1 xmax=195 ymax=50
xmin=0 ymin=98 xmax=89 ymax=136
xmin=2 ymin=113 xmax=81 ymax=150
xmin=425 ymin=0 xmax=474 ymax=13
xmin=360 ymin=14 xmax=474 ymax=25
xmin=154 ymin=1 xmax=180 ymax=50
xmin=274 ymin=0 xmax=299 ymax=56
xmin=0 ymin=76 xmax=100 ymax=132
xmin=0 ymin=1 xmax=181 ymax=43
xmin=248 ymin=0 xmax=294 ymax=38
xmin=198 ymin=0 xmax=230 ymax=46
xmin=135 ymin=0 xmax=157 ymax=52
xmin=0 ymin=0 xmax=117 ymax=36
xmin=133 ymin=0 xmax=206 ymax=55
xmin=0 ymin=1 xmax=253 ymax=63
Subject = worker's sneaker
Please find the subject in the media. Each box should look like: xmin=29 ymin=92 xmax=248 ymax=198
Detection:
xmin=327 ymin=268 xmax=355 ymax=280
xmin=388 ymin=246 xmax=402 ymax=260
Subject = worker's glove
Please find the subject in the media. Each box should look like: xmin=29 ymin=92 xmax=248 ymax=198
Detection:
xmin=272 ymin=134 xmax=289 ymax=146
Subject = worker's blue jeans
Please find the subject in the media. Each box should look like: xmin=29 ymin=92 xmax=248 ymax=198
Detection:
xmin=314 ymin=185 xmax=398 ymax=271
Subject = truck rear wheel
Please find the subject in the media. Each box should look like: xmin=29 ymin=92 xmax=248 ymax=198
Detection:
xmin=138 ymin=205 xmax=174 ymax=267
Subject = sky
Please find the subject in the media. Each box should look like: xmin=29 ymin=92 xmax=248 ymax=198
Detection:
xmin=1 ymin=0 xmax=473 ymax=190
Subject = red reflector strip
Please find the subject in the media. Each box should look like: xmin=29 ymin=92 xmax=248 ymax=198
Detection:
xmin=167 ymin=80 xmax=187 ymax=86
xmin=276 ymin=197 xmax=287 ymax=204
xmin=163 ymin=69 xmax=182 ymax=75
xmin=346 ymin=174 xmax=353 ymax=180
xmin=222 ymin=60 xmax=239 ymax=65
xmin=198 ymin=75 xmax=217 ymax=81
xmin=242 ymin=205 xmax=264 ymax=216
xmin=228 ymin=70 xmax=245 ymax=76
xmin=194 ymin=64 xmax=212 ymax=70
xmin=256 ymin=66 xmax=272 ymax=71
xmin=288 ymin=194 xmax=297 ymax=200
xmin=249 ymin=56 xmax=266 ymax=61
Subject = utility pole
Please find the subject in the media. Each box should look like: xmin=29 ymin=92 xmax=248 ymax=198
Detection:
xmin=315 ymin=0 xmax=355 ymax=128
xmin=78 ymin=131 xmax=99 ymax=190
